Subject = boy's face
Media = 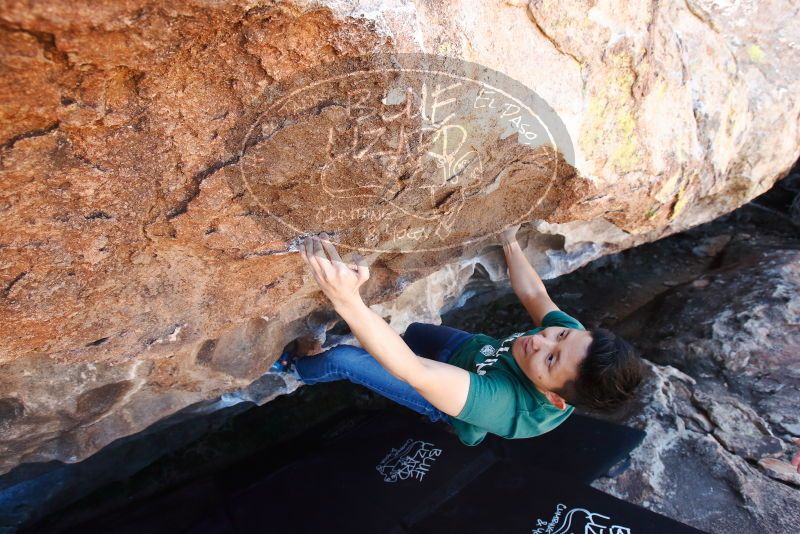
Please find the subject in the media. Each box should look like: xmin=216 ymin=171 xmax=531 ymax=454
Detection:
xmin=511 ymin=327 xmax=593 ymax=408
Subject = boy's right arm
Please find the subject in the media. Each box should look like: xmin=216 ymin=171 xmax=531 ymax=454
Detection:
xmin=301 ymin=233 xmax=471 ymax=417
xmin=499 ymin=224 xmax=560 ymax=326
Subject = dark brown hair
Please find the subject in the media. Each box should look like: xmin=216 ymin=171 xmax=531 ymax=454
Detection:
xmin=557 ymin=327 xmax=644 ymax=411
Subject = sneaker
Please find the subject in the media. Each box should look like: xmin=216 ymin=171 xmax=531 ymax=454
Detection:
xmin=269 ymin=350 xmax=297 ymax=373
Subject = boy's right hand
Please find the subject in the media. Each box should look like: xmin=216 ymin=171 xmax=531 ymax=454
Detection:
xmin=499 ymin=223 xmax=521 ymax=246
xmin=299 ymin=233 xmax=369 ymax=310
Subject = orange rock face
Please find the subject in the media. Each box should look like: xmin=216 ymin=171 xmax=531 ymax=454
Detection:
xmin=1 ymin=0 xmax=798 ymax=473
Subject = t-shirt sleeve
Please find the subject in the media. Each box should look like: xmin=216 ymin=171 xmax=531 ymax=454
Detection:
xmin=453 ymin=371 xmax=517 ymax=436
xmin=541 ymin=309 xmax=585 ymax=330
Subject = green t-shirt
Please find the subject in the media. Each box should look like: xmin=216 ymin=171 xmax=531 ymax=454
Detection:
xmin=447 ymin=310 xmax=586 ymax=446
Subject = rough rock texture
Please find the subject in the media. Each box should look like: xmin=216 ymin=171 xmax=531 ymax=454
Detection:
xmin=594 ymin=362 xmax=800 ymax=533
xmin=590 ymin=236 xmax=800 ymax=533
xmin=1 ymin=0 xmax=799 ymax=473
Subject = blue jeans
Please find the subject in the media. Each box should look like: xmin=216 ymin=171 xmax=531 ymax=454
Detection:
xmin=295 ymin=322 xmax=475 ymax=423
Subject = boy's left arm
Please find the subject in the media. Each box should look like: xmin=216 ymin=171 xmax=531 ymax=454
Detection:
xmin=499 ymin=224 xmax=560 ymax=326
xmin=299 ymin=234 xmax=470 ymax=417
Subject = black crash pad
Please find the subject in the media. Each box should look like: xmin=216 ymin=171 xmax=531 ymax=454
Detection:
xmin=187 ymin=409 xmax=702 ymax=533
xmin=413 ymin=459 xmax=705 ymax=533
xmin=498 ymin=410 xmax=646 ymax=484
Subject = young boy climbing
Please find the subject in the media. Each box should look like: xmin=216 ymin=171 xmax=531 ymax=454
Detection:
xmin=286 ymin=225 xmax=645 ymax=446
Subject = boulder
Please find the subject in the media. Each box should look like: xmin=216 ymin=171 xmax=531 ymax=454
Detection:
xmin=1 ymin=0 xmax=799 ymax=473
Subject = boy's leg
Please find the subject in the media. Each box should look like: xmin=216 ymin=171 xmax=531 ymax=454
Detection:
xmin=401 ymin=322 xmax=475 ymax=363
xmin=294 ymin=344 xmax=450 ymax=423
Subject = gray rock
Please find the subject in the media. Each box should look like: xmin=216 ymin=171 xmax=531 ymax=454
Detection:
xmin=591 ymin=231 xmax=800 ymax=533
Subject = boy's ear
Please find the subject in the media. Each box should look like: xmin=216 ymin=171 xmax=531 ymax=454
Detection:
xmin=544 ymin=390 xmax=567 ymax=410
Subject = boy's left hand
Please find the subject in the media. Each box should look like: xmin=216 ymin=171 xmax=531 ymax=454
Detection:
xmin=792 ymin=438 xmax=800 ymax=474
xmin=299 ymin=233 xmax=369 ymax=308
xmin=498 ymin=223 xmax=521 ymax=246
